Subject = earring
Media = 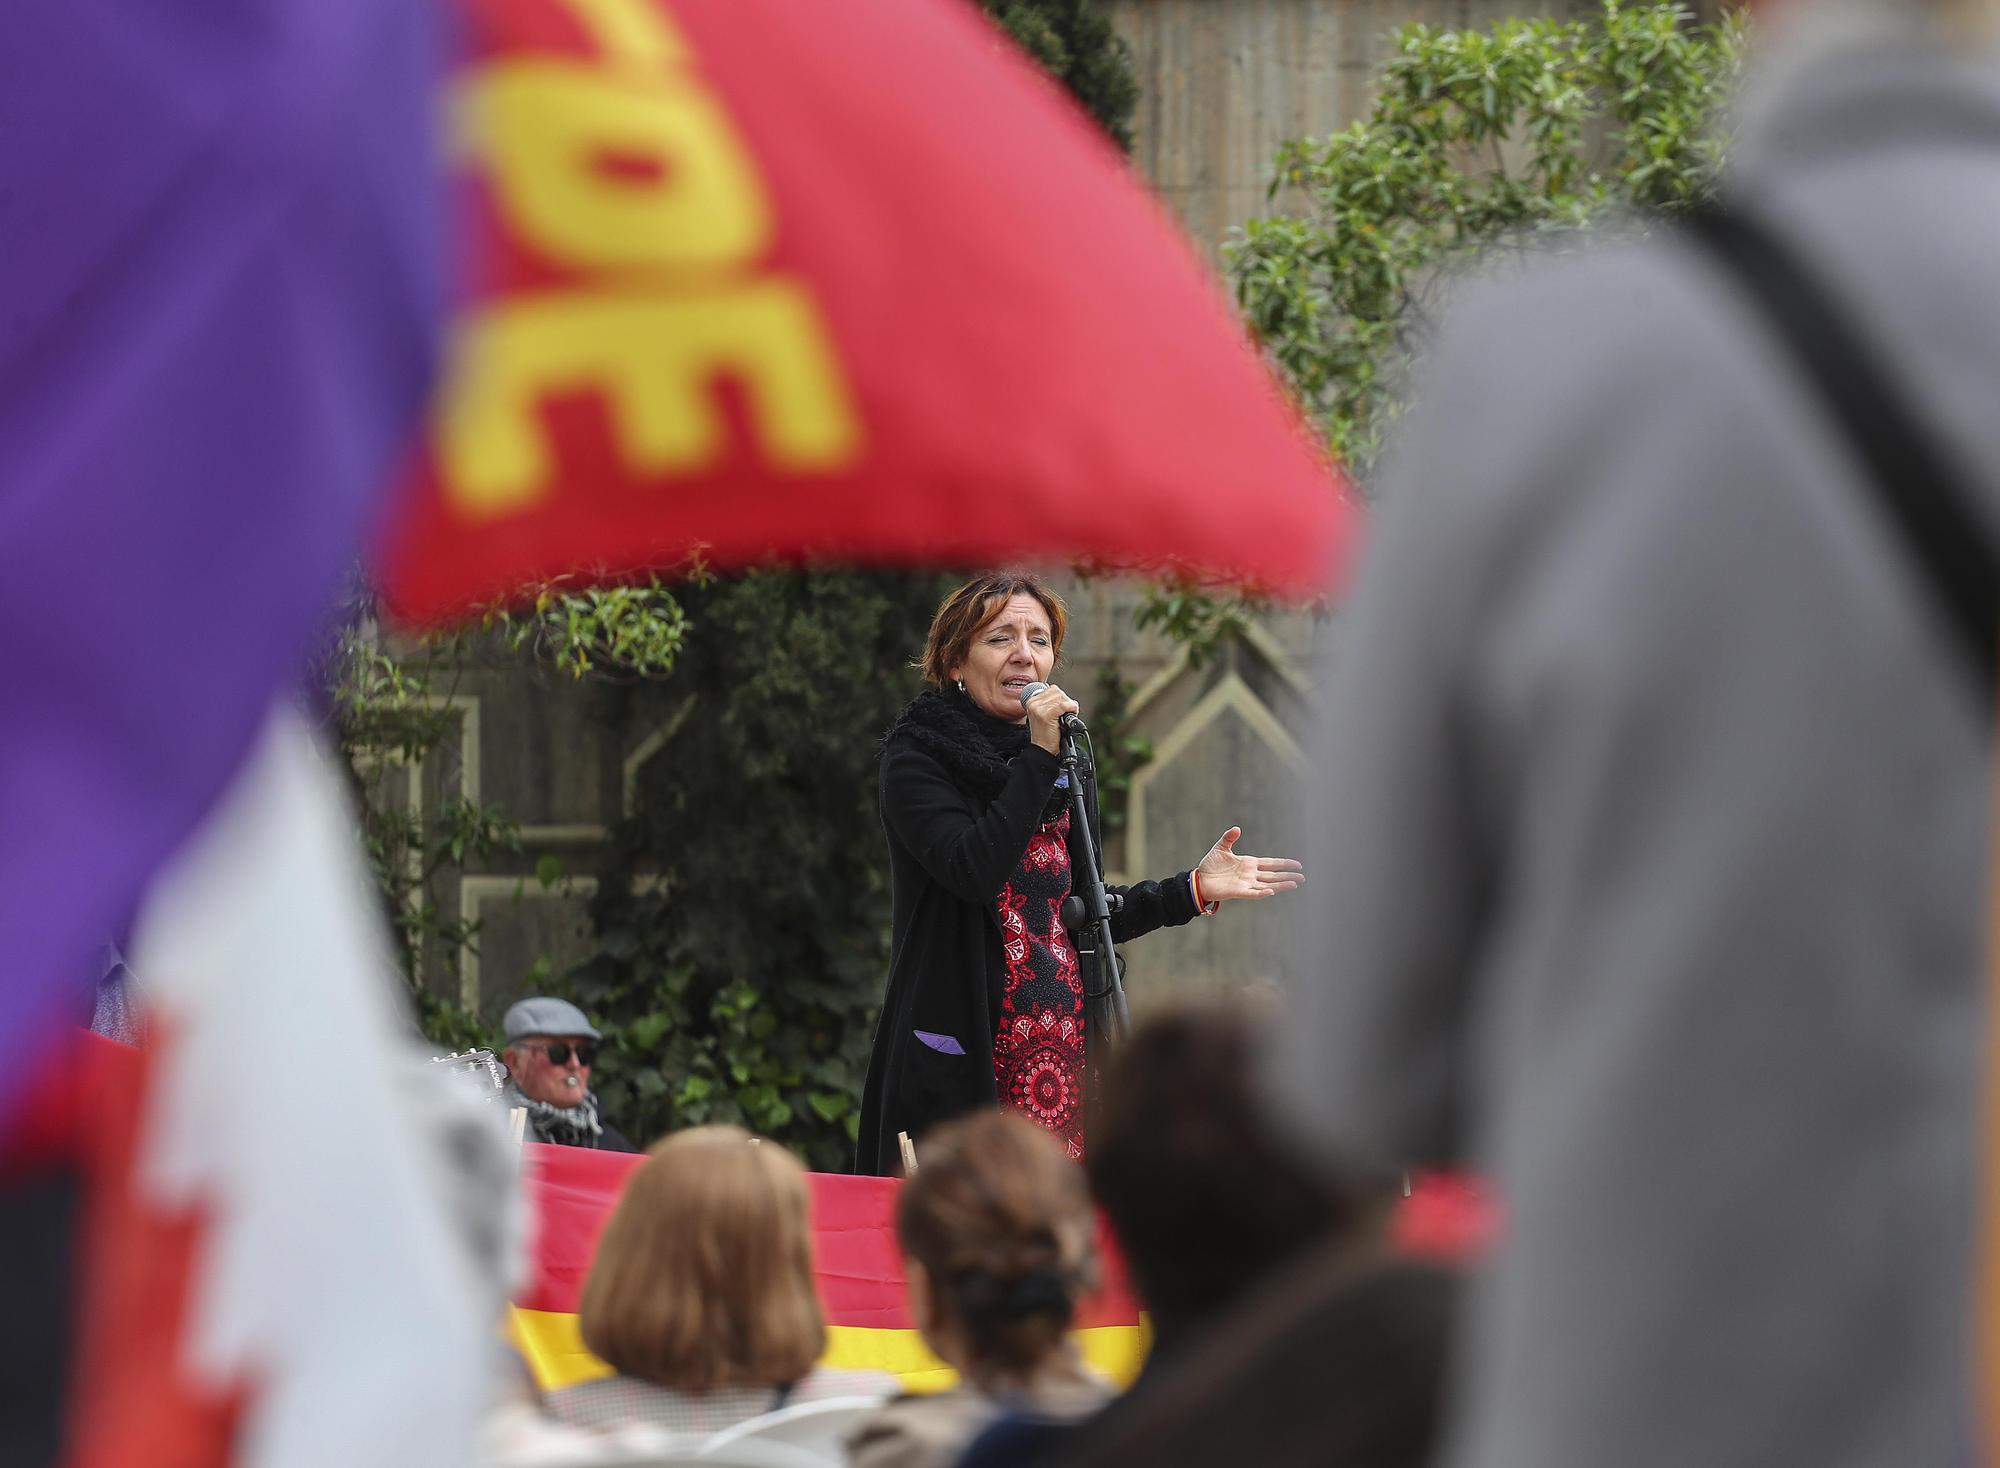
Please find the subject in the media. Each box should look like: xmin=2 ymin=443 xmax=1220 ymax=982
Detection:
xmin=955 ymin=679 xmax=965 ymax=693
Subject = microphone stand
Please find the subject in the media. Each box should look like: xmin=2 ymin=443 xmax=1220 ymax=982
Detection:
xmin=1060 ymin=724 xmax=1130 ymax=1047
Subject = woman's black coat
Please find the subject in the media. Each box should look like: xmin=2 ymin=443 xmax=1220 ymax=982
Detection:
xmin=856 ymin=698 xmax=1201 ymax=1175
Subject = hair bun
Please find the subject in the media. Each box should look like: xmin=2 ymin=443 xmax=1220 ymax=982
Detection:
xmin=956 ymin=1263 xmax=1076 ymax=1325
xmin=1001 ymin=1265 xmax=1076 ymax=1322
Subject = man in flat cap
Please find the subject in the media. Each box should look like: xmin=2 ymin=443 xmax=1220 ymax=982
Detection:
xmin=500 ymin=997 xmax=635 ymax=1151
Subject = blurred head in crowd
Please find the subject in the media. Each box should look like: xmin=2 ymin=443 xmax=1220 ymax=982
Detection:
xmin=1086 ymin=1001 xmax=1391 ymax=1355
xmin=502 ymin=996 xmax=600 ymax=1109
xmin=1073 ymin=1250 xmax=1460 ymax=1468
xmin=579 ymin=1126 xmax=823 ymax=1390
xmin=898 ymin=1109 xmax=1098 ymax=1392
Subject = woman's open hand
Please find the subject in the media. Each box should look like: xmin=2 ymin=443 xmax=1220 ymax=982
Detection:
xmin=1194 ymin=827 xmax=1304 ymax=904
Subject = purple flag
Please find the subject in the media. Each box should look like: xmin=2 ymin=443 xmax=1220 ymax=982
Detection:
xmin=0 ymin=2 xmax=444 ymax=1118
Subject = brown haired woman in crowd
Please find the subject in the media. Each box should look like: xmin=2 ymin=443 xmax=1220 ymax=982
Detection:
xmin=856 ymin=571 xmax=1303 ymax=1173
xmin=848 ymin=1110 xmax=1105 ymax=1468
xmin=544 ymin=1126 xmax=894 ymax=1437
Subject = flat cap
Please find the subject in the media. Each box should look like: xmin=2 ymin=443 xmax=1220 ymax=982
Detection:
xmin=502 ymin=996 xmax=600 ymax=1043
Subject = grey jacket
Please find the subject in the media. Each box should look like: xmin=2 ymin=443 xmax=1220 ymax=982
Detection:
xmin=1275 ymin=35 xmax=2000 ymax=1468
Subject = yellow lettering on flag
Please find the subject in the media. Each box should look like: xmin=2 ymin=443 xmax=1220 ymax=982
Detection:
xmin=555 ymin=0 xmax=690 ymax=72
xmin=440 ymin=283 xmax=864 ymax=516
xmin=437 ymin=5 xmax=866 ymax=518
xmin=456 ymin=62 xmax=770 ymax=272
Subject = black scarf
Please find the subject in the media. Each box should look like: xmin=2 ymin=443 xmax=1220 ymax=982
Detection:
xmin=885 ymin=687 xmax=1068 ymax=822
xmin=507 ymin=1083 xmax=607 ymax=1147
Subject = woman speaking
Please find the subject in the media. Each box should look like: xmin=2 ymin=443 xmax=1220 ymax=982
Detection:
xmin=858 ymin=573 xmax=1303 ymax=1175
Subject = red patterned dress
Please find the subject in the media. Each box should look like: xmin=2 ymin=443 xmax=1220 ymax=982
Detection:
xmin=991 ymin=810 xmax=1087 ymax=1158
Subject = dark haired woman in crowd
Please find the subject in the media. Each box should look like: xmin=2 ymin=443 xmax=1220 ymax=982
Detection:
xmin=848 ymin=1110 xmax=1105 ymax=1468
xmin=856 ymin=571 xmax=1302 ymax=1173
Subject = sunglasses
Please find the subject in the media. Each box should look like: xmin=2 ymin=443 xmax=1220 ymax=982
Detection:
xmin=524 ymin=1041 xmax=597 ymax=1067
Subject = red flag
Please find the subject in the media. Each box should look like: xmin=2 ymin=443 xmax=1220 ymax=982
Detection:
xmin=377 ymin=0 xmax=1352 ymax=621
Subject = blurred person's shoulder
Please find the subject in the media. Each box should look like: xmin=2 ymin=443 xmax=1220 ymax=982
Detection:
xmin=1376 ymin=226 xmax=1770 ymax=568
xmin=1420 ymin=224 xmax=1755 ymax=451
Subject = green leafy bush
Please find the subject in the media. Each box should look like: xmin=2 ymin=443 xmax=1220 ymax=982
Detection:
xmin=1231 ymin=0 xmax=1743 ymax=481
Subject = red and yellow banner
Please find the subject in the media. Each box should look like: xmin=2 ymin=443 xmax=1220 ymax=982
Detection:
xmin=380 ymin=0 xmax=1352 ymax=623
xmin=509 ymin=1142 xmax=1150 ymax=1392
xmin=509 ymin=1142 xmax=1492 ymax=1393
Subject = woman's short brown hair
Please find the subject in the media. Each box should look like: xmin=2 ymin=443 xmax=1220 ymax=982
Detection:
xmin=918 ymin=573 xmax=1070 ymax=687
xmin=580 ymin=1126 xmax=824 ymax=1390
xmin=898 ymin=1109 xmax=1098 ymax=1375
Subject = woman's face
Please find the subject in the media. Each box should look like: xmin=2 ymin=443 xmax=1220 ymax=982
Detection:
xmin=951 ymin=592 xmax=1055 ymax=722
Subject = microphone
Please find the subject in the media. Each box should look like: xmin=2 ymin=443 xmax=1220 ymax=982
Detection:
xmin=1018 ymin=681 xmax=1087 ymax=735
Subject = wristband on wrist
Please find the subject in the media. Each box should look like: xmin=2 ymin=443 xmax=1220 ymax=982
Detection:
xmin=1191 ymin=869 xmax=1219 ymax=917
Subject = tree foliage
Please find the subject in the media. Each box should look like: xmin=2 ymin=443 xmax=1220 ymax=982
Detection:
xmin=978 ymin=0 xmax=1139 ymax=152
xmin=573 ymin=570 xmax=955 ymax=1168
xmin=1231 ymin=0 xmax=1743 ymax=482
